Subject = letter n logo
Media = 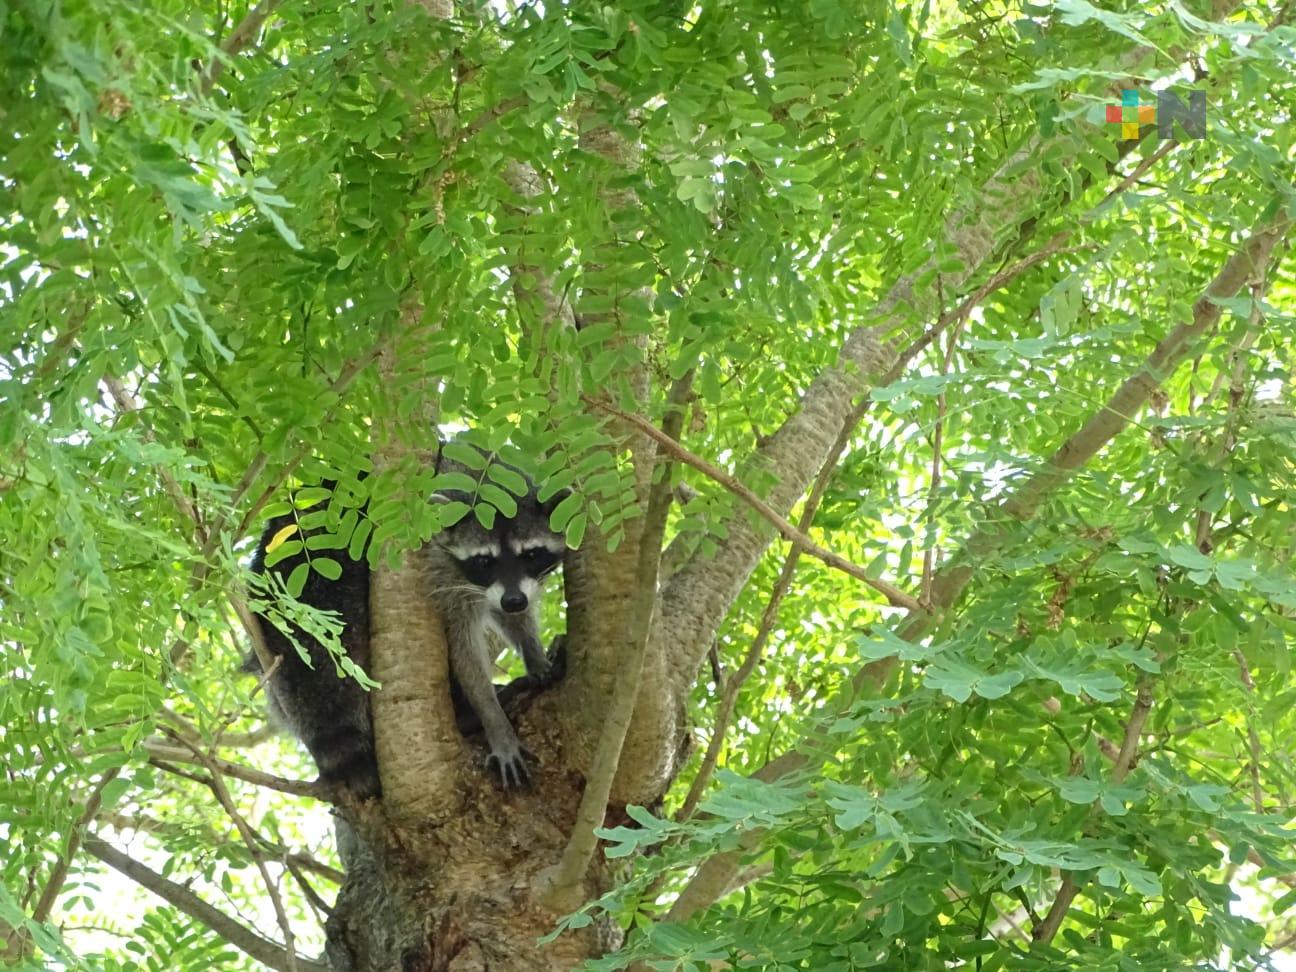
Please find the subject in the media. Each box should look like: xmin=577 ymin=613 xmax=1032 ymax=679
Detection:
xmin=1156 ymin=90 xmax=1206 ymax=140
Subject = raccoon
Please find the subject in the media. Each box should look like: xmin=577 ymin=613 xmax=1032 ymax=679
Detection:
xmin=249 ymin=450 xmax=567 ymax=797
xmin=249 ymin=497 xmax=378 ymax=797
xmin=419 ymin=466 xmax=567 ymax=788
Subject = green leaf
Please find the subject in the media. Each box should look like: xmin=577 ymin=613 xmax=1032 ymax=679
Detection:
xmin=286 ymin=562 xmax=311 ymax=598
xmin=1167 ymin=545 xmax=1213 ymax=571
xmin=925 ymin=657 xmax=1023 ymax=703
xmin=486 ymin=462 xmax=530 ymax=496
xmin=313 ymin=557 xmax=343 ymax=580
xmin=565 ymin=511 xmax=587 ymax=549
xmin=549 ymin=490 xmax=583 ymax=532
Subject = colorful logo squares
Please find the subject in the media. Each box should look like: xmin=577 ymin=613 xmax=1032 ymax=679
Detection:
xmin=1105 ymin=90 xmax=1156 ymax=140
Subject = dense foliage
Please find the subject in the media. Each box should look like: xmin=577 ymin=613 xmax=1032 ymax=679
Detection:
xmin=1 ymin=0 xmax=1294 ymax=969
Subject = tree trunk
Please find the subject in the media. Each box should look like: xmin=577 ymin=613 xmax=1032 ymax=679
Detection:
xmin=326 ymin=697 xmax=623 ymax=971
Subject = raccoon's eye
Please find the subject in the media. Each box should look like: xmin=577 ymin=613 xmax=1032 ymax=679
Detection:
xmin=465 ymin=554 xmax=496 ymax=571
xmin=521 ymin=547 xmax=560 ymax=571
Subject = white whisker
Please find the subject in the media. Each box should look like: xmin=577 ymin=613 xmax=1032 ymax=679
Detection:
xmin=425 ymin=583 xmax=488 ymax=598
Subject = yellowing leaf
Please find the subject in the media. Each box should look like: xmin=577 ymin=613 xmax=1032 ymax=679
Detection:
xmin=266 ymin=523 xmax=299 ymax=553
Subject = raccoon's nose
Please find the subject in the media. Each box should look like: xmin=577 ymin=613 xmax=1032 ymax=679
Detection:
xmin=500 ymin=591 xmax=528 ymax=614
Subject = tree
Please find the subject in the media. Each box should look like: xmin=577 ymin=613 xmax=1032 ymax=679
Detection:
xmin=2 ymin=0 xmax=1294 ymax=968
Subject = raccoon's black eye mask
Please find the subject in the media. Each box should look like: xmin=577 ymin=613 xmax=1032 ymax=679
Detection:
xmin=455 ymin=555 xmax=498 ymax=586
xmin=520 ymin=547 xmax=561 ymax=574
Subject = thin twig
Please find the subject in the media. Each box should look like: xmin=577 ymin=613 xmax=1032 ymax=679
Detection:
xmin=100 ymin=375 xmax=278 ymax=673
xmin=1082 ymin=140 xmax=1177 ymax=223
xmin=675 ymin=230 xmax=1078 ymax=822
xmin=167 ymin=732 xmax=299 ymax=971
xmin=143 ymin=740 xmax=324 ymax=798
xmin=1032 ymin=681 xmax=1154 ymax=945
xmin=283 ymin=855 xmax=334 ymax=921
xmin=583 ymin=396 xmax=925 ymax=612
xmin=3 ymin=769 xmax=123 ymax=961
xmin=673 ymin=385 xmax=880 ymax=819
xmin=34 ymin=300 xmax=93 ymax=381
xmin=920 ymin=313 xmax=969 ymax=602
xmin=287 ymin=853 xmax=343 ymax=886
xmin=102 ymin=376 xmax=207 ymax=540
xmin=199 ymin=0 xmax=285 ymax=96
xmin=225 ymin=344 xmax=384 ymax=547
xmin=1234 ymin=650 xmax=1266 ymax=813
xmin=83 ymin=835 xmax=331 ymax=972
xmin=1194 ymin=294 xmax=1261 ymax=552
xmin=664 ymin=184 xmax=1293 ymax=926
xmin=102 ymin=811 xmax=343 ymax=884
xmin=213 ymin=725 xmax=277 ymax=749
xmin=210 ymin=654 xmax=282 ymax=747
xmin=1081 ymin=717 xmax=1293 ymax=892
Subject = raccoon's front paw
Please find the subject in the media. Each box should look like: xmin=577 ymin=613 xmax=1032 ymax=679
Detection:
xmin=543 ymin=637 xmax=567 ymax=685
xmin=528 ymin=657 xmax=554 ymax=688
xmin=485 ymin=740 xmax=534 ymax=790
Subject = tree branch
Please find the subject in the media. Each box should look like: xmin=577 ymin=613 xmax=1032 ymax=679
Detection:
xmin=886 ymin=192 xmax=1292 ymax=659
xmin=674 ymin=228 xmax=1085 ymax=821
xmin=584 ymin=395 xmax=923 ymax=612
xmin=555 ymin=107 xmax=669 ymax=801
xmin=539 ymin=375 xmax=693 ymax=910
xmin=103 ymin=376 xmax=205 ymax=535
xmin=11 ymin=355 xmax=285 ymax=959
xmin=101 ymin=370 xmax=307 ymax=675
xmin=83 ymin=835 xmax=332 ymax=972
xmin=2 ymin=768 xmax=122 ymax=962
xmin=169 ymin=733 xmax=301 ymax=971
xmin=102 ymin=811 xmax=343 ymax=884
xmin=368 ymin=303 xmax=462 ymax=822
xmin=654 ymin=1 xmax=1244 ymax=702
xmin=666 ymin=188 xmax=1293 ymax=923
xmin=227 ymin=343 xmax=385 ymax=545
xmin=199 ymin=0 xmax=284 ymax=96
xmin=142 ymin=740 xmax=325 ymax=798
xmin=283 ymin=855 xmax=334 ymax=921
xmin=1032 ymin=681 xmax=1154 ymax=945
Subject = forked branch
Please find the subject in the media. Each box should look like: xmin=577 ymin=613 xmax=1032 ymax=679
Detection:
xmin=168 ymin=733 xmax=302 ymax=972
xmin=1032 ymin=681 xmax=1155 ymax=944
xmin=666 ymin=189 xmax=1293 ymax=923
xmin=142 ymin=741 xmax=326 ymax=798
xmin=583 ymin=396 xmax=924 ymax=613
xmin=83 ymin=835 xmax=331 ymax=972
xmin=2 ymin=769 xmax=122 ymax=963
xmin=540 ymin=377 xmax=694 ymax=910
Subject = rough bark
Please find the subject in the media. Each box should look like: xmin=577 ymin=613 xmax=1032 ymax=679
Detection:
xmin=655 ymin=140 xmax=1047 ymax=702
xmin=369 ymin=314 xmax=462 ymax=824
xmin=318 ymin=13 xmax=636 ymax=971
xmin=322 ymin=700 xmax=619 ymax=971
xmin=551 ymin=108 xmax=668 ymax=804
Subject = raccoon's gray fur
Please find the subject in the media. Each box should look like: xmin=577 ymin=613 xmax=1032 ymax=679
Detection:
xmin=249 ymin=448 xmax=567 ymax=797
xmin=417 ymin=456 xmax=567 ymax=788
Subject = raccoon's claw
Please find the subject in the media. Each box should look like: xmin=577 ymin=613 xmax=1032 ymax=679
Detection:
xmin=486 ymin=744 xmax=535 ymax=790
xmin=529 ymin=658 xmax=555 ymax=688
xmin=546 ymin=638 xmax=568 ymax=682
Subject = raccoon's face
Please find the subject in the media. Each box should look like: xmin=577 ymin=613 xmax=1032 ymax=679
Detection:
xmin=437 ymin=496 xmax=565 ymax=615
